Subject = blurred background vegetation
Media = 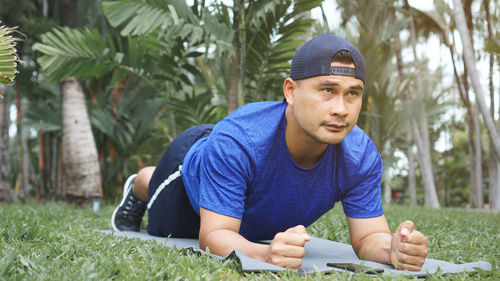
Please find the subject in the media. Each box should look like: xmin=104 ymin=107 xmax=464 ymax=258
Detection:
xmin=0 ymin=0 xmax=499 ymax=210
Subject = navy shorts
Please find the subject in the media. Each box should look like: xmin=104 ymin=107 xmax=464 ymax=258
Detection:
xmin=147 ymin=124 xmax=214 ymax=238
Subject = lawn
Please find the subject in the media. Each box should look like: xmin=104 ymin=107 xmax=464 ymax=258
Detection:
xmin=0 ymin=202 xmax=498 ymax=280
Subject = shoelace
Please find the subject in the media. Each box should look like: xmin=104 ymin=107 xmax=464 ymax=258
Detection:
xmin=122 ymin=193 xmax=145 ymax=219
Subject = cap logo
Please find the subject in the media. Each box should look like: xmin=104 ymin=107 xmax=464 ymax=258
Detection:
xmin=330 ymin=66 xmax=356 ymax=77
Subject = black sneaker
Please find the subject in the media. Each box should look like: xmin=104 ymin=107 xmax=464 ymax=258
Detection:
xmin=111 ymin=174 xmax=146 ymax=232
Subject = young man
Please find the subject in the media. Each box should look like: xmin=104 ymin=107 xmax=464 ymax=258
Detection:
xmin=111 ymin=33 xmax=428 ymax=271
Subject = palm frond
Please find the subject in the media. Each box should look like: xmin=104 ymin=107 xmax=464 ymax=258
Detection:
xmin=243 ymin=0 xmax=322 ymax=102
xmin=102 ymin=0 xmax=199 ymax=37
xmin=34 ymin=27 xmax=118 ymax=82
xmin=169 ymin=90 xmax=219 ymax=131
xmin=0 ymin=24 xmax=20 ymax=84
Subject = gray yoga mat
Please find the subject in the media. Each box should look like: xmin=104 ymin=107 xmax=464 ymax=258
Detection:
xmin=99 ymin=230 xmax=491 ymax=277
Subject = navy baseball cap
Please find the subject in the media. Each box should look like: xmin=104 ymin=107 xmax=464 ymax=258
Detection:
xmin=289 ymin=33 xmax=365 ymax=83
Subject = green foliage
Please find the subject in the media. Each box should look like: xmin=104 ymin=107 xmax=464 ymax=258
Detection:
xmin=35 ymin=27 xmax=117 ymax=82
xmin=195 ymin=0 xmax=322 ymax=107
xmin=91 ymin=88 xmax=169 ymax=199
xmin=102 ymin=0 xmax=200 ymax=38
xmin=169 ymin=90 xmax=220 ymax=131
xmin=332 ymin=0 xmax=421 ymax=171
xmin=0 ymin=203 xmax=498 ymax=280
xmin=31 ymin=0 xmax=235 ymax=200
xmin=0 ymin=23 xmax=20 ymax=84
xmin=484 ymin=39 xmax=500 ymax=56
xmin=23 ymin=80 xmax=62 ymax=133
xmin=243 ymin=0 xmax=323 ymax=103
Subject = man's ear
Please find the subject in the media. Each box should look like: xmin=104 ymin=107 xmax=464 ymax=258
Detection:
xmin=283 ymin=77 xmax=297 ymax=105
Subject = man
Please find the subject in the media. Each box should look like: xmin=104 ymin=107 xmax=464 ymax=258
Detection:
xmin=111 ymin=33 xmax=428 ymax=271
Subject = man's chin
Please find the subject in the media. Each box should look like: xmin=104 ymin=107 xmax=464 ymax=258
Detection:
xmin=316 ymin=134 xmax=346 ymax=145
xmin=316 ymin=129 xmax=349 ymax=144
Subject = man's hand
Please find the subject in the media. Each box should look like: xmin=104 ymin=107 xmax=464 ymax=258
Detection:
xmin=266 ymin=225 xmax=311 ymax=270
xmin=390 ymin=220 xmax=428 ymax=271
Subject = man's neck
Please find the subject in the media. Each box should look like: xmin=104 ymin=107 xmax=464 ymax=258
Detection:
xmin=285 ymin=106 xmax=328 ymax=169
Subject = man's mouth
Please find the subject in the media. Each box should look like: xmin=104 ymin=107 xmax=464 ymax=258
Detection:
xmin=323 ymin=122 xmax=348 ymax=132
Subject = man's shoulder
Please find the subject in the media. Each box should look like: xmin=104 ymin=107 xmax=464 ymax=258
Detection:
xmin=227 ymin=101 xmax=286 ymax=121
xmin=338 ymin=126 xmax=380 ymax=167
xmin=213 ymin=101 xmax=286 ymax=142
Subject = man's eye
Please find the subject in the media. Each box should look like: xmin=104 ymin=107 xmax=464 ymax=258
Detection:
xmin=322 ymin=88 xmax=333 ymax=93
xmin=347 ymin=91 xmax=359 ymax=96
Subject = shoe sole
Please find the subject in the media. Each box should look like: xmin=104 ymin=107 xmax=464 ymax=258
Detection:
xmin=111 ymin=174 xmax=137 ymax=232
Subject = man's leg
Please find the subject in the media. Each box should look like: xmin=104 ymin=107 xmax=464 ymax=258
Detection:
xmin=133 ymin=166 xmax=155 ymax=202
xmin=111 ymin=166 xmax=155 ymax=232
xmin=147 ymin=124 xmax=214 ymax=238
xmin=112 ymin=124 xmax=214 ymax=236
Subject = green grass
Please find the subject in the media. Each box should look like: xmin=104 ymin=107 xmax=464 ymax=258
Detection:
xmin=0 ymin=202 xmax=498 ymax=280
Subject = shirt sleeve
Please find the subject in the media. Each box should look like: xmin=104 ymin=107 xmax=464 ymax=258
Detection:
xmin=198 ymin=120 xmax=255 ymax=219
xmin=341 ymin=140 xmax=384 ymax=219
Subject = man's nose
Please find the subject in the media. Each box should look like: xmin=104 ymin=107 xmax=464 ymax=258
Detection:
xmin=328 ymin=95 xmax=348 ymax=117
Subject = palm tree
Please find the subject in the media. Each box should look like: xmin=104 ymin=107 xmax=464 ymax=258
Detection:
xmin=409 ymin=0 xmax=494 ymax=208
xmin=453 ymin=0 xmax=500 ymax=159
xmin=56 ymin=0 xmax=101 ymax=204
xmin=405 ymin=2 xmax=440 ymax=208
xmin=34 ymin=0 xmax=232 ymax=199
xmin=335 ymin=0 xmax=442 ymax=206
xmin=204 ymin=0 xmax=322 ymax=113
xmin=483 ymin=0 xmax=500 ymax=210
xmin=394 ymin=34 xmax=417 ymax=205
xmin=0 ymin=23 xmax=20 ymax=201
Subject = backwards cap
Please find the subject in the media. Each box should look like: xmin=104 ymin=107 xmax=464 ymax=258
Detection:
xmin=289 ymin=33 xmax=365 ymax=83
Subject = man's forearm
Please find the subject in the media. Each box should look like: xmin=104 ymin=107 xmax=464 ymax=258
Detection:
xmin=354 ymin=232 xmax=392 ymax=264
xmin=200 ymin=229 xmax=269 ymax=262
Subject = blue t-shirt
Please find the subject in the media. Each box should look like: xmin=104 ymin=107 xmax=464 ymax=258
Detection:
xmin=181 ymin=101 xmax=383 ymax=241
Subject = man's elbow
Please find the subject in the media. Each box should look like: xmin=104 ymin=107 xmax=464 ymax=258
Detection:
xmin=352 ymin=234 xmax=390 ymax=260
xmin=351 ymin=241 xmax=363 ymax=257
xmin=198 ymin=231 xmax=211 ymax=251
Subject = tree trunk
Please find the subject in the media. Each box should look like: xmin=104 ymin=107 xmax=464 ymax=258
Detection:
xmin=227 ymin=0 xmax=241 ymax=114
xmin=61 ymin=77 xmax=101 ymax=202
xmin=383 ymin=166 xmax=391 ymax=204
xmin=412 ymin=120 xmax=440 ymax=207
xmin=42 ymin=0 xmax=49 ymax=17
xmin=383 ymin=142 xmax=391 ymax=204
xmin=18 ymin=97 xmax=29 ymax=200
xmin=484 ymin=0 xmax=500 ymax=211
xmin=490 ymin=162 xmax=500 ymax=210
xmin=15 ymin=89 xmax=28 ymax=201
xmin=0 ymin=85 xmax=12 ymax=201
xmin=237 ymin=0 xmax=246 ymax=108
xmin=395 ymin=34 xmax=417 ymax=205
xmin=60 ymin=0 xmax=78 ymax=28
xmin=407 ymin=134 xmax=417 ymax=205
xmin=446 ymin=33 xmax=485 ymax=209
xmin=38 ymin=131 xmax=62 ymax=199
xmin=227 ymin=53 xmax=239 ymax=114
xmin=59 ymin=0 xmax=101 ymax=204
xmin=453 ymin=0 xmax=500 ymax=160
xmin=54 ymin=135 xmax=64 ymax=199
xmin=496 ymin=71 xmax=500 ymax=211
xmin=472 ymin=102 xmax=483 ymax=207
xmin=468 ymin=102 xmax=483 ymax=208
xmin=408 ymin=16 xmax=440 ymax=208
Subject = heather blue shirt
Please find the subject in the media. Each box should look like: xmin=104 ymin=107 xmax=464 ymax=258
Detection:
xmin=181 ymin=101 xmax=383 ymax=241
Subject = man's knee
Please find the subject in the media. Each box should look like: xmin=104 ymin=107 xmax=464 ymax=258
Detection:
xmin=134 ymin=166 xmax=155 ymax=202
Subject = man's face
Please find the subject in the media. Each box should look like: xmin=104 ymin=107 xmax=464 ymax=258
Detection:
xmin=287 ymin=62 xmax=364 ymax=145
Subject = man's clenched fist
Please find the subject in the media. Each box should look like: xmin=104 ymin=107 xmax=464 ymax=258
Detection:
xmin=266 ymin=225 xmax=311 ymax=270
xmin=390 ymin=220 xmax=428 ymax=271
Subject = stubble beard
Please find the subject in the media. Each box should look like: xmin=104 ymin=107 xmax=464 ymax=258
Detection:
xmin=303 ymin=123 xmax=351 ymax=146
